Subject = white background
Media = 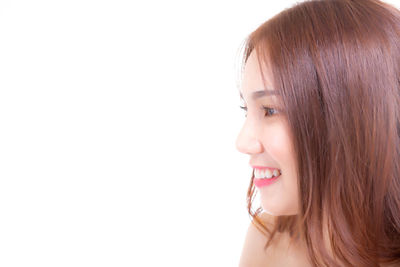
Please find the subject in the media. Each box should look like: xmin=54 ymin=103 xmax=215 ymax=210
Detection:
xmin=0 ymin=0 xmax=399 ymax=266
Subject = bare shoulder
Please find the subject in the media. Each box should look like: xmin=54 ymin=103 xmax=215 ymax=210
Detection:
xmin=238 ymin=213 xmax=277 ymax=267
xmin=238 ymin=213 xmax=312 ymax=267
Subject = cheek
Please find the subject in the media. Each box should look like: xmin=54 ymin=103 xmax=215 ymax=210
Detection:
xmin=264 ymin=123 xmax=293 ymax=164
xmin=265 ymin=123 xmax=298 ymax=188
xmin=262 ymin=123 xmax=299 ymax=214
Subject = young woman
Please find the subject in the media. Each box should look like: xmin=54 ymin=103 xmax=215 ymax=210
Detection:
xmin=235 ymin=0 xmax=400 ymax=266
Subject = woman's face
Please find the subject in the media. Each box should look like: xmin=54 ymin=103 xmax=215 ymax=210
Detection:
xmin=236 ymin=51 xmax=299 ymax=216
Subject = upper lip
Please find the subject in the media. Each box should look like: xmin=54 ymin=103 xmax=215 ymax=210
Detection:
xmin=250 ymin=164 xmax=280 ymax=171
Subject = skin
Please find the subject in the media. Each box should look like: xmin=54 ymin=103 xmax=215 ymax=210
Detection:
xmin=239 ymin=212 xmax=312 ymax=267
xmin=235 ymin=50 xmax=320 ymax=266
xmin=236 ymin=51 xmax=394 ymax=267
xmin=236 ymin=50 xmax=299 ymax=216
xmin=236 ymin=51 xmax=328 ymax=267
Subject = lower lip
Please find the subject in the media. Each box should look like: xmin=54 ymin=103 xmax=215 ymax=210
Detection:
xmin=254 ymin=175 xmax=281 ymax=188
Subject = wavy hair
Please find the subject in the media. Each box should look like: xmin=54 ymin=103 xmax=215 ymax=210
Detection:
xmin=239 ymin=0 xmax=400 ymax=266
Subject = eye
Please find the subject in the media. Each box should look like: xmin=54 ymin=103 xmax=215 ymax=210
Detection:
xmin=239 ymin=105 xmax=279 ymax=118
xmin=262 ymin=106 xmax=279 ymax=117
xmin=239 ymin=105 xmax=248 ymax=117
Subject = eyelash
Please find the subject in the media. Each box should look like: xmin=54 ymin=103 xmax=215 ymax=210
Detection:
xmin=239 ymin=105 xmax=278 ymax=118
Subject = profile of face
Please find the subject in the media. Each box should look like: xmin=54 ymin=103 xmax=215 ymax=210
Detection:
xmin=236 ymin=51 xmax=299 ymax=216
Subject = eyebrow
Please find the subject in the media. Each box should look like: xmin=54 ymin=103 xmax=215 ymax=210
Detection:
xmin=239 ymin=89 xmax=279 ymax=101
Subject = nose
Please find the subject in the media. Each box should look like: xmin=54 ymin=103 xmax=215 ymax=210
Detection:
xmin=235 ymin=120 xmax=263 ymax=155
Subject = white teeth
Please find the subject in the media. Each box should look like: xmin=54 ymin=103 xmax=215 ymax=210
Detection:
xmin=264 ymin=169 xmax=273 ymax=178
xmin=254 ymin=168 xmax=281 ymax=179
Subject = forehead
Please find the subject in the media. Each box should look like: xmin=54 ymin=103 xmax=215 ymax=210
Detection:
xmin=240 ymin=51 xmax=279 ymax=101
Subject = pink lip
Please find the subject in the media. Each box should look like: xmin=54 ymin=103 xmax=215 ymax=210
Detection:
xmin=254 ymin=175 xmax=281 ymax=188
xmin=251 ymin=165 xmax=280 ymax=171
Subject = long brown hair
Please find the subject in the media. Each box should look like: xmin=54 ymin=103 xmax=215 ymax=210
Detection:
xmin=239 ymin=0 xmax=400 ymax=266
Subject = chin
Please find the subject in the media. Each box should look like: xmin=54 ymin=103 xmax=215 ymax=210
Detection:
xmin=262 ymin=205 xmax=298 ymax=216
xmin=261 ymin=209 xmax=277 ymax=216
